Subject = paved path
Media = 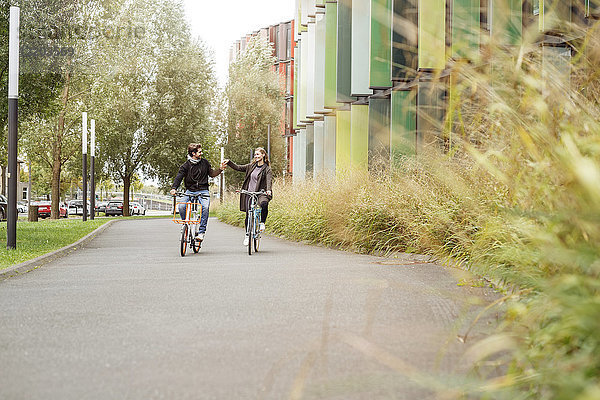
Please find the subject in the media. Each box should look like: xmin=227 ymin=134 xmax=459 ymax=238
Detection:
xmin=0 ymin=218 xmax=498 ymax=400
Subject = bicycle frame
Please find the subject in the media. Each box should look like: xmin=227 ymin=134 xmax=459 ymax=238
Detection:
xmin=240 ymin=190 xmax=264 ymax=255
xmin=172 ymin=192 xmax=208 ymax=256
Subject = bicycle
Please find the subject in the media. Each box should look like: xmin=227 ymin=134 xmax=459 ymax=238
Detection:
xmin=172 ymin=192 xmax=209 ymax=257
xmin=239 ymin=189 xmax=265 ymax=255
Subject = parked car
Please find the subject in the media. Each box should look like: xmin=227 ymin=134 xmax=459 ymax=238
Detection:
xmin=35 ymin=201 xmax=68 ymax=218
xmin=105 ymin=200 xmax=124 ymax=216
xmin=95 ymin=201 xmax=108 ymax=213
xmin=68 ymin=200 xmax=91 ymax=216
xmin=0 ymin=194 xmax=7 ymax=221
xmin=130 ymin=202 xmax=146 ymax=215
xmin=17 ymin=201 xmax=28 ymax=214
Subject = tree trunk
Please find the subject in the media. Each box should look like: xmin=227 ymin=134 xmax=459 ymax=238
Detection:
xmin=123 ymin=175 xmax=131 ymax=217
xmin=51 ymin=158 xmax=61 ymax=219
xmin=51 ymin=65 xmax=71 ymax=219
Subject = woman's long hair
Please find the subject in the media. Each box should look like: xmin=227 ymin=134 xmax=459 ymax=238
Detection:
xmin=254 ymin=147 xmax=270 ymax=166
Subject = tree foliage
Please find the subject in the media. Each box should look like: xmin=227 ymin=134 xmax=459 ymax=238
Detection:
xmin=0 ymin=0 xmax=65 ymax=197
xmin=1 ymin=0 xmax=217 ymax=216
xmin=225 ymin=36 xmax=285 ymax=188
xmin=92 ymin=0 xmax=216 ymax=213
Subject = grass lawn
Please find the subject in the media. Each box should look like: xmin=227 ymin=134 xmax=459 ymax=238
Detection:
xmin=0 ymin=218 xmax=111 ymax=270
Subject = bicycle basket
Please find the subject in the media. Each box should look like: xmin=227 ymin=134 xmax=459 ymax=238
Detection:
xmin=172 ymin=201 xmax=203 ymax=224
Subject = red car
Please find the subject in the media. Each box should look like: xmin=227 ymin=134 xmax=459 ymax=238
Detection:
xmin=34 ymin=202 xmax=68 ymax=218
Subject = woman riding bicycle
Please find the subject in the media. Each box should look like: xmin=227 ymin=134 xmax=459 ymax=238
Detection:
xmin=221 ymin=147 xmax=272 ymax=246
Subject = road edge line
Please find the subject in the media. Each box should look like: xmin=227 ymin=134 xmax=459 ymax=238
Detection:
xmin=0 ymin=219 xmax=120 ymax=281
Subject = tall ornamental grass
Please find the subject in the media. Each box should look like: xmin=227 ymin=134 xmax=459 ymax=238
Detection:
xmin=218 ymin=22 xmax=600 ymax=400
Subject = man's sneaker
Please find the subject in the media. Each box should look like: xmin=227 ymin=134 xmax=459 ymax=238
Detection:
xmin=259 ymin=223 xmax=266 ymax=232
xmin=243 ymin=235 xmax=249 ymax=246
xmin=196 ymin=233 xmax=205 ymax=242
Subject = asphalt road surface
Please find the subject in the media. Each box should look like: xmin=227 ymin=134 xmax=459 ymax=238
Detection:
xmin=0 ymin=218 xmax=498 ymax=400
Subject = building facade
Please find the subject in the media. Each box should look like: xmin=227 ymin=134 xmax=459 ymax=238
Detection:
xmin=291 ymin=0 xmax=599 ymax=181
xmin=230 ymin=20 xmax=296 ymax=175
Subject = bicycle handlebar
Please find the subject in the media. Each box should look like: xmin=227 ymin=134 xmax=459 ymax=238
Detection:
xmin=238 ymin=189 xmax=265 ymax=196
xmin=172 ymin=191 xmax=210 ymax=199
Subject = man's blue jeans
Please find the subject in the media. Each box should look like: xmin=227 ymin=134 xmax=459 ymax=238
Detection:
xmin=179 ymin=190 xmax=210 ymax=234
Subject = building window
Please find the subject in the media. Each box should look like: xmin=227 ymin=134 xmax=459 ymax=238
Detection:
xmin=22 ymin=187 xmax=28 ymax=201
xmin=286 ymin=63 xmax=292 ymax=95
xmin=285 ymin=101 xmax=291 ymax=132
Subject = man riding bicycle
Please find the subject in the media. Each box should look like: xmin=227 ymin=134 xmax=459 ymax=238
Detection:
xmin=170 ymin=143 xmax=224 ymax=243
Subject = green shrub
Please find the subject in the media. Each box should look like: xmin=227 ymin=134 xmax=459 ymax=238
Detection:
xmin=217 ymin=22 xmax=600 ymax=400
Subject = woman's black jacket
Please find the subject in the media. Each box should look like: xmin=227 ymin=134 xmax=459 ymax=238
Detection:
xmin=227 ymin=160 xmax=272 ymax=212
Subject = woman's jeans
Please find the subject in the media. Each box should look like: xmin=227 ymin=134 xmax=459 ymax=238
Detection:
xmin=179 ymin=190 xmax=210 ymax=234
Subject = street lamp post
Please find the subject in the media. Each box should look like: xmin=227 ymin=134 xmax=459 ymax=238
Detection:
xmin=82 ymin=112 xmax=88 ymax=222
xmin=267 ymin=124 xmax=271 ymax=157
xmin=220 ymin=146 xmax=225 ymax=204
xmin=7 ymin=6 xmax=20 ymax=250
xmin=90 ymin=120 xmax=96 ymax=220
xmin=28 ymin=159 xmax=31 ymax=211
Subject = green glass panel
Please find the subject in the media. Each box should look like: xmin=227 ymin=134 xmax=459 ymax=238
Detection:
xmin=337 ymin=0 xmax=355 ymax=102
xmin=351 ymin=104 xmax=369 ymax=170
xmin=368 ymin=98 xmax=391 ymax=169
xmin=293 ymin=45 xmax=300 ymax=129
xmin=491 ymin=0 xmax=522 ymax=44
xmin=589 ymin=0 xmax=600 ymax=17
xmin=392 ymin=0 xmax=418 ymax=80
xmin=352 ymin=0 xmax=373 ymax=95
xmin=417 ymin=81 xmax=446 ymax=152
xmin=336 ymin=109 xmax=352 ymax=175
xmin=306 ymin=124 xmax=315 ymax=174
xmin=294 ymin=0 xmax=302 ymax=35
xmin=306 ymin=21 xmax=316 ymax=119
xmin=542 ymin=46 xmax=571 ymax=90
xmin=452 ymin=0 xmax=480 ymax=59
xmin=325 ymin=2 xmax=340 ymax=109
xmin=370 ymin=0 xmax=393 ymax=88
xmin=315 ymin=13 xmax=327 ymax=114
xmin=293 ymin=128 xmax=307 ymax=182
xmin=314 ymin=120 xmax=324 ymax=177
xmin=298 ymin=35 xmax=308 ymax=124
xmin=540 ymin=0 xmax=572 ymax=32
xmin=309 ymin=0 xmax=317 ymax=16
xmin=324 ymin=116 xmax=337 ymax=174
xmin=391 ymin=90 xmax=416 ymax=159
xmin=301 ymin=0 xmax=309 ymax=29
xmin=418 ymin=0 xmax=446 ymax=70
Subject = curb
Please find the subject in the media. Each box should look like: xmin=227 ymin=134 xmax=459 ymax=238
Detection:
xmin=0 ymin=219 xmax=119 ymax=281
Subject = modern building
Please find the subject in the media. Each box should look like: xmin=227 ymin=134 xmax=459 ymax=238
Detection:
xmin=230 ymin=20 xmax=296 ymax=175
xmin=291 ymin=0 xmax=599 ymax=181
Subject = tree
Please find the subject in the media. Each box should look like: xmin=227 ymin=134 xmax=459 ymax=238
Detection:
xmin=0 ymin=0 xmax=64 ymax=197
xmin=94 ymin=0 xmax=216 ymax=214
xmin=18 ymin=0 xmax=113 ymax=217
xmin=225 ymin=36 xmax=285 ymax=188
xmin=144 ymin=39 xmax=218 ymax=190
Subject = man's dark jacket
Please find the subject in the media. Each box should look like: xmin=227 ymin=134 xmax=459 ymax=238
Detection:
xmin=171 ymin=158 xmax=218 ymax=192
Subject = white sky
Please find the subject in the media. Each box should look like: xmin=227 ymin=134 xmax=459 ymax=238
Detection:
xmin=181 ymin=0 xmax=294 ymax=88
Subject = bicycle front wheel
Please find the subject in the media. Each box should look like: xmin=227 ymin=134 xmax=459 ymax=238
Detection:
xmin=180 ymin=224 xmax=188 ymax=257
xmin=192 ymin=230 xmax=201 ymax=253
xmin=253 ymin=215 xmax=260 ymax=253
xmin=247 ymin=212 xmax=253 ymax=256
